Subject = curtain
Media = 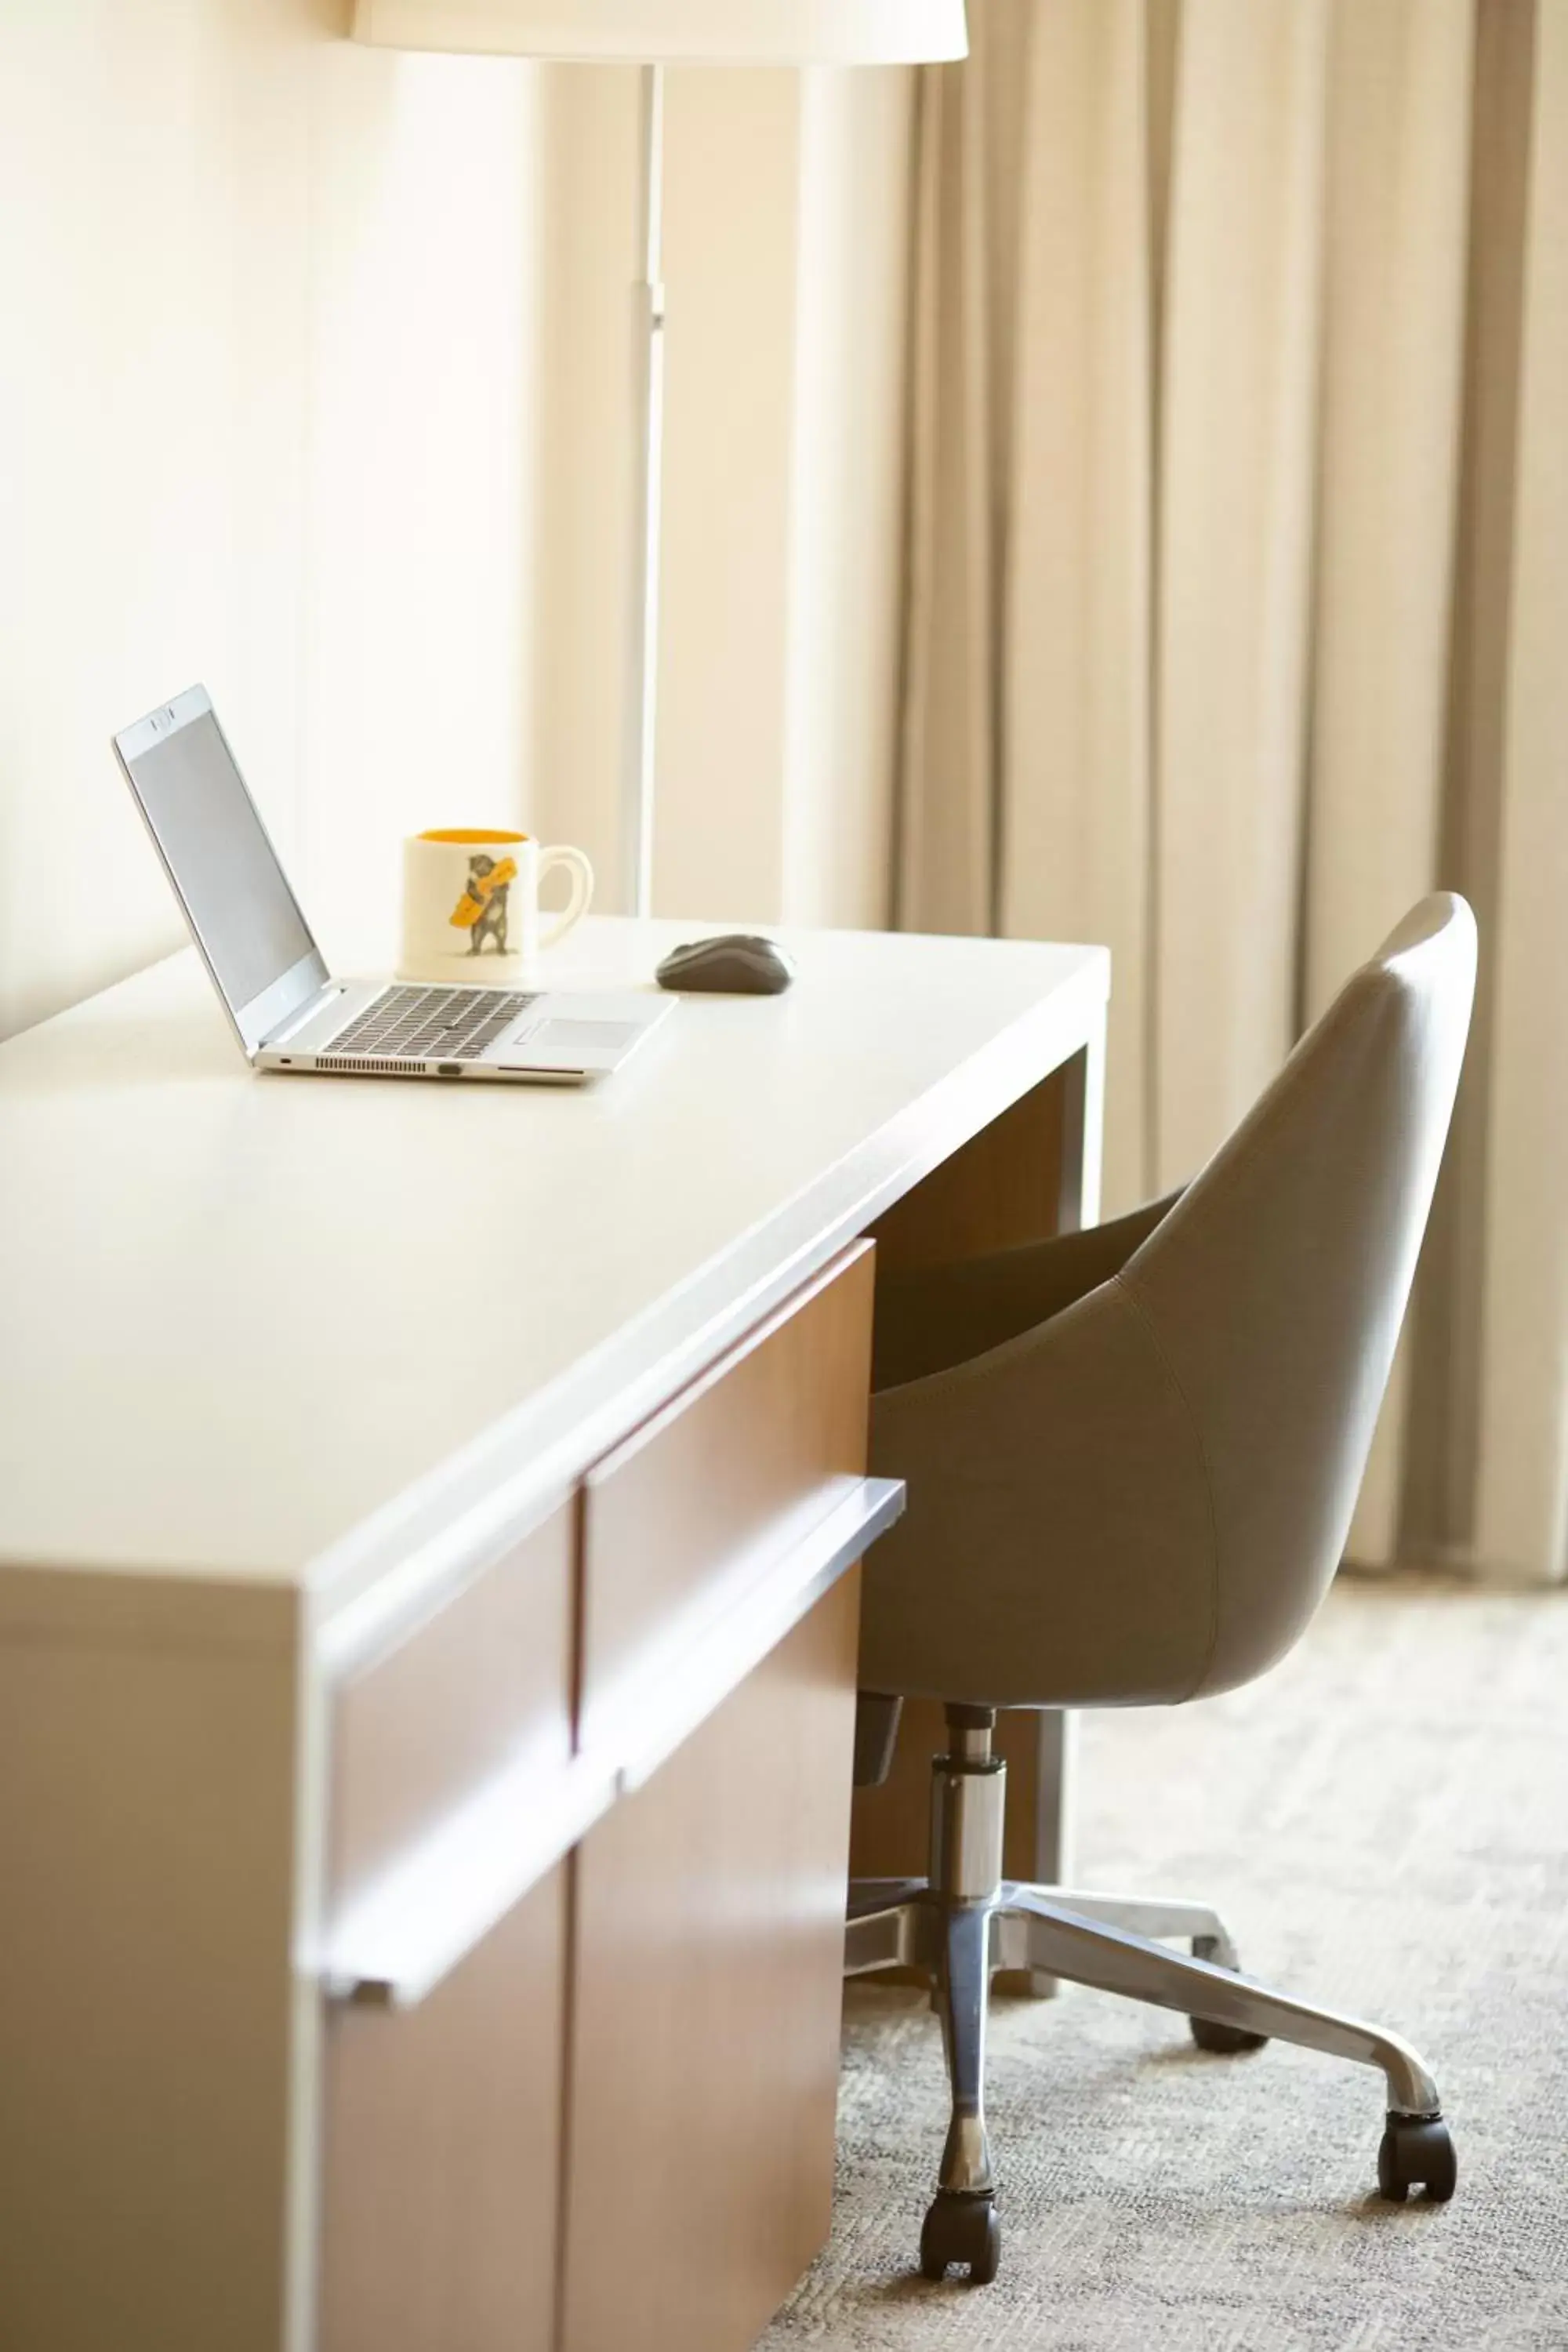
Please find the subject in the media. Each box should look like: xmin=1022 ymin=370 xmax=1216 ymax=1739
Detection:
xmin=893 ymin=0 xmax=1568 ymax=1583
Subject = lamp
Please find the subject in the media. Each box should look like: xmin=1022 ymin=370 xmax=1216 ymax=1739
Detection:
xmin=354 ymin=0 xmax=969 ymax=917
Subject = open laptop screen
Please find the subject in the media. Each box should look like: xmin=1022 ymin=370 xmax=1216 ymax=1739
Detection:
xmin=116 ymin=691 xmax=324 ymax=1047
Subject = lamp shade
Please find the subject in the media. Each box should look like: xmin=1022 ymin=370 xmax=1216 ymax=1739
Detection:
xmin=352 ymin=0 xmax=967 ymax=64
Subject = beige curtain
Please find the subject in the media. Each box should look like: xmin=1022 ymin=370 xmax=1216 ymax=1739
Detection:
xmin=895 ymin=0 xmax=1568 ymax=1582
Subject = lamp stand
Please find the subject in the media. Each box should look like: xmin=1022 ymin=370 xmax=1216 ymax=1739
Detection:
xmin=622 ymin=61 xmax=666 ymax=920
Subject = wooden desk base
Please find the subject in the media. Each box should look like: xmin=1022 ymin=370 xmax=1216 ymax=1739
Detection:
xmin=562 ymin=1574 xmax=860 ymax=2352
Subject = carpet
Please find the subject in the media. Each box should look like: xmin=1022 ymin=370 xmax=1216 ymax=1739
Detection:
xmin=760 ymin=1575 xmax=1568 ymax=2351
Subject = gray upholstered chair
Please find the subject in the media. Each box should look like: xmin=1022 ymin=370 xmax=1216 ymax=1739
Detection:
xmin=848 ymin=895 xmax=1476 ymax=2284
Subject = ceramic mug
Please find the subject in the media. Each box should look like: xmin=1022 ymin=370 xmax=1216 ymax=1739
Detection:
xmin=401 ymin=829 xmax=593 ymax=982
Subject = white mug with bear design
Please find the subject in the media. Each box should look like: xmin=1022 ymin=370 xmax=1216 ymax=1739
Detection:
xmin=400 ymin=829 xmax=594 ymax=983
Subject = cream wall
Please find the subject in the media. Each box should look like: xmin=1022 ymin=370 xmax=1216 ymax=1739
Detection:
xmin=528 ymin=59 xmax=915 ymax=924
xmin=0 ymin=2 xmax=913 ymax=1044
xmin=780 ymin=69 xmax=914 ymax=928
xmin=0 ymin=2 xmax=545 ymax=1037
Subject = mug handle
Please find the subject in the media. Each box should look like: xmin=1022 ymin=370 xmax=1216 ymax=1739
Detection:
xmin=535 ymin=846 xmax=594 ymax=949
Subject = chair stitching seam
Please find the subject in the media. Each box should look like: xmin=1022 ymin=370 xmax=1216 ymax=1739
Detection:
xmin=1111 ymin=1273 xmax=1223 ymax=1704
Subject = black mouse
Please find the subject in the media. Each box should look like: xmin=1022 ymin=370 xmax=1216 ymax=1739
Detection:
xmin=655 ymin=933 xmax=797 ymax=995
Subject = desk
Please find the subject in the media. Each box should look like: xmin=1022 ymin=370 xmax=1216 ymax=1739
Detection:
xmin=0 ymin=917 xmax=1106 ymax=2352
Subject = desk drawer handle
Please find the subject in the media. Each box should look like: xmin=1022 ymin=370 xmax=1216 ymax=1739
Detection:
xmin=319 ymin=1473 xmax=905 ymax=2009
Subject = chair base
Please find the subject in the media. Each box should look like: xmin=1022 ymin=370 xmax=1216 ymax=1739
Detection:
xmin=844 ymin=1712 xmax=1456 ymax=2284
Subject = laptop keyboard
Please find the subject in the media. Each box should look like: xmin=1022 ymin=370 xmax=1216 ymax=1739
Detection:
xmin=327 ymin=984 xmax=539 ymax=1063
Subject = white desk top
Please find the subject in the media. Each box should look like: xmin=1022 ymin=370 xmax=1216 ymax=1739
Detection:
xmin=0 ymin=919 xmax=1105 ymax=1638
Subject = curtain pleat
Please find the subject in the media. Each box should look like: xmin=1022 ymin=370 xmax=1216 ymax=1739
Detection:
xmin=1309 ymin=0 xmax=1475 ymax=1566
xmin=1153 ymin=0 xmax=1331 ymax=1189
xmin=1475 ymin=0 xmax=1568 ymax=1580
xmin=1410 ymin=0 xmax=1541 ymax=1574
xmin=894 ymin=0 xmax=1568 ymax=1581
xmin=1001 ymin=0 xmax=1152 ymax=1210
xmin=895 ymin=3 xmax=1038 ymax=938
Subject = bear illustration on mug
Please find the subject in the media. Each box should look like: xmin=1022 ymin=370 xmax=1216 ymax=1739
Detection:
xmin=448 ymin=853 xmax=519 ymax=957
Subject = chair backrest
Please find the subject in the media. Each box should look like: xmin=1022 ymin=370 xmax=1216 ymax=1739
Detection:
xmin=1120 ymin=893 xmax=1475 ymax=1693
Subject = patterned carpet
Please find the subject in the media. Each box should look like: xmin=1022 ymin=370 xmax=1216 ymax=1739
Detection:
xmin=762 ymin=1576 xmax=1568 ymax=2351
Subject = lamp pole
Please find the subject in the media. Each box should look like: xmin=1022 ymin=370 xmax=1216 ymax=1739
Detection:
xmin=622 ymin=62 xmax=666 ymax=920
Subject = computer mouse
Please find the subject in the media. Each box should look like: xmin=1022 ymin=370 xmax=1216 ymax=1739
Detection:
xmin=655 ymin=933 xmax=797 ymax=995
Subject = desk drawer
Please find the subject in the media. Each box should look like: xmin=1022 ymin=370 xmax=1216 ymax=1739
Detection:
xmin=319 ymin=1863 xmax=565 ymax=2352
xmin=327 ymin=1499 xmax=574 ymax=1913
xmin=318 ymin=1506 xmax=574 ymax=2352
xmin=579 ymin=1243 xmax=876 ymax=1748
xmin=561 ymin=1577 xmax=859 ymax=2352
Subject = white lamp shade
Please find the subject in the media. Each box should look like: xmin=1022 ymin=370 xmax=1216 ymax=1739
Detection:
xmin=352 ymin=0 xmax=967 ymax=64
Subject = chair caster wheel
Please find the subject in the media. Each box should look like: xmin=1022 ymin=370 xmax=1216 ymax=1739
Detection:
xmin=1189 ymin=2012 xmax=1269 ymax=2054
xmin=1189 ymin=1938 xmax=1269 ymax=2053
xmin=919 ymin=2191 xmax=1000 ymax=2284
xmin=1377 ymin=2114 xmax=1457 ymax=2202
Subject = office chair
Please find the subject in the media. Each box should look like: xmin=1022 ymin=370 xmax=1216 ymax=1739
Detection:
xmin=848 ymin=895 xmax=1476 ymax=2284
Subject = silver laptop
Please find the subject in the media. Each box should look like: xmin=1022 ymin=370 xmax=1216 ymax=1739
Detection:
xmin=114 ymin=686 xmax=669 ymax=1083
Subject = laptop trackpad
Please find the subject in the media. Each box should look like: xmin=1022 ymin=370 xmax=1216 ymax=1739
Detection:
xmin=519 ymin=1018 xmax=643 ymax=1062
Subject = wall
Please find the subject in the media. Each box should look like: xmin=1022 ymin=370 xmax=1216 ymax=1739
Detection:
xmin=0 ymin=2 xmax=544 ymax=1036
xmin=528 ymin=58 xmax=916 ymax=924
xmin=779 ymin=69 xmax=914 ymax=928
xmin=0 ymin=2 xmax=914 ymax=1044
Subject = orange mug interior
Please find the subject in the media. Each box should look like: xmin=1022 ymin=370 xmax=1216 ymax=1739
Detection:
xmin=418 ymin=828 xmax=530 ymax=844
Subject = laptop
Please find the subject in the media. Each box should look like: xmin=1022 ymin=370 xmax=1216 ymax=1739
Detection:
xmin=114 ymin=686 xmax=669 ymax=1083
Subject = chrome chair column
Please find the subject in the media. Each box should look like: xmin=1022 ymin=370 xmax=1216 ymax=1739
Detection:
xmin=923 ymin=1706 xmax=1006 ymax=2279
